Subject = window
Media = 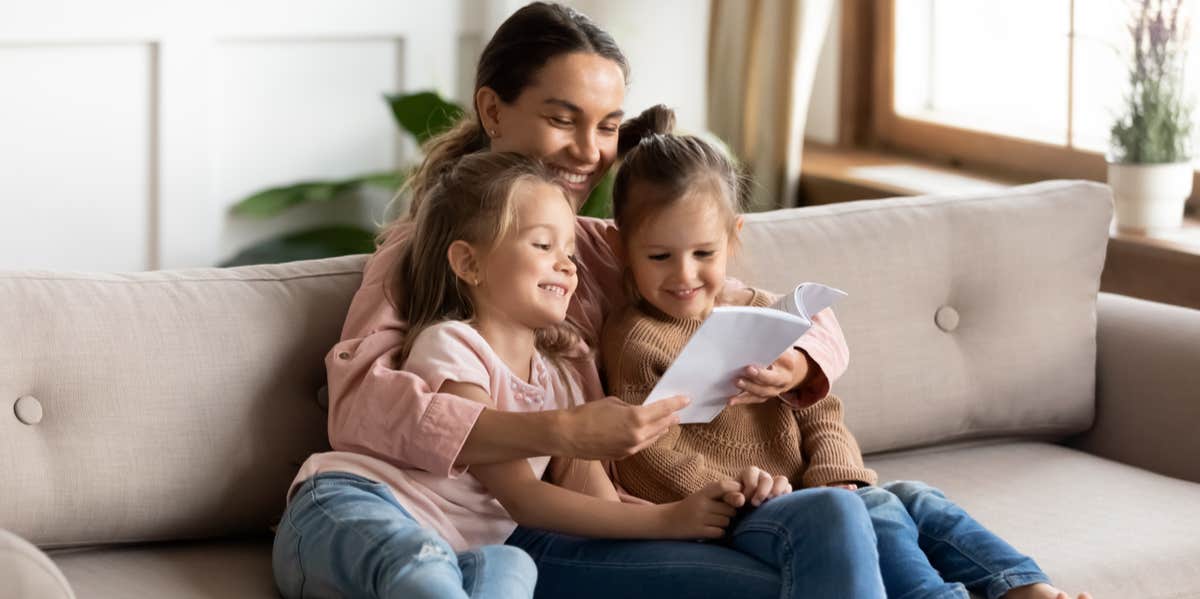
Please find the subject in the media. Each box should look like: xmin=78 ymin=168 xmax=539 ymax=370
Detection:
xmin=876 ymin=0 xmax=1198 ymax=179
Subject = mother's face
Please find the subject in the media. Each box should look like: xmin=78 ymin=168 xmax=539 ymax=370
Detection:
xmin=478 ymin=52 xmax=626 ymax=211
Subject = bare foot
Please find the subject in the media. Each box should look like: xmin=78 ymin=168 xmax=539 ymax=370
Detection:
xmin=1003 ymin=583 xmax=1093 ymax=599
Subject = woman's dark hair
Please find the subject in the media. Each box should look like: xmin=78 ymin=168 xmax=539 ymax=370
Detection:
xmin=397 ymin=2 xmax=630 ymax=224
xmin=611 ymin=104 xmax=746 ymax=241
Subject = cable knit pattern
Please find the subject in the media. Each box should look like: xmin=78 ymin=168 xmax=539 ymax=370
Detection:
xmin=601 ymin=289 xmax=876 ymax=504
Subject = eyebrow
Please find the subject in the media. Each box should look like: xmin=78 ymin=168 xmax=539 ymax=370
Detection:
xmin=640 ymin=241 xmax=721 ymax=250
xmin=519 ymin=223 xmax=573 ymax=237
xmin=543 ymin=98 xmax=624 ymax=120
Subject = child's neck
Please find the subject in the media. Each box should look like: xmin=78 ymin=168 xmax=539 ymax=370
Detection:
xmin=471 ymin=311 xmax=538 ymax=383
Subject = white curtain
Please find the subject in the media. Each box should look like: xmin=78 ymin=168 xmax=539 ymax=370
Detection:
xmin=708 ymin=0 xmax=834 ymax=209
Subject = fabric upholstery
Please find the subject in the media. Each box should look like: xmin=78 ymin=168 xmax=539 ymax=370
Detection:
xmin=0 ymin=257 xmax=364 ymax=547
xmin=867 ymin=441 xmax=1200 ymax=599
xmin=1072 ymin=293 xmax=1200 ymax=484
xmin=731 ymin=180 xmax=1114 ymax=454
xmin=0 ymin=529 xmax=74 ymax=599
xmin=50 ymin=537 xmax=275 ymax=599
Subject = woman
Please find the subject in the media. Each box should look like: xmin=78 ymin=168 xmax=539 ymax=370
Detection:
xmin=281 ymin=3 xmax=877 ymax=598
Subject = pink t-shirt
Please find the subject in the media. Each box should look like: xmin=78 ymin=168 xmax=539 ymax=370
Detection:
xmin=291 ymin=320 xmax=598 ymax=551
xmin=316 ymin=217 xmax=849 ymax=479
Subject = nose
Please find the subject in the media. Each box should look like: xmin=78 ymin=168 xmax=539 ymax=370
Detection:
xmin=557 ymin=249 xmax=577 ymax=276
xmin=672 ymin=256 xmax=697 ymax=282
xmin=569 ymin=128 xmax=600 ymax=165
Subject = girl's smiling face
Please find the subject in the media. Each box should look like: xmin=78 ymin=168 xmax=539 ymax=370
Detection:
xmin=474 ymin=180 xmax=579 ymax=330
xmin=482 ymin=52 xmax=626 ymax=211
xmin=624 ymin=184 xmax=738 ymax=321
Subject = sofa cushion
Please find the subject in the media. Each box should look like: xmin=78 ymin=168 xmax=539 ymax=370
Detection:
xmin=50 ymin=537 xmax=275 ymax=599
xmin=733 ymin=180 xmax=1113 ymax=453
xmin=867 ymin=441 xmax=1200 ymax=599
xmin=0 ymin=529 xmax=75 ymax=599
xmin=0 ymin=256 xmax=365 ymax=547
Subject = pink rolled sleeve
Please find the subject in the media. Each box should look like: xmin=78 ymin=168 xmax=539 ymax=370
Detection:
xmin=788 ymin=307 xmax=849 ymax=407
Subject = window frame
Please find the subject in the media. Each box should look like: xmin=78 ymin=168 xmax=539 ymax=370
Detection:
xmin=868 ymin=0 xmax=1136 ymax=186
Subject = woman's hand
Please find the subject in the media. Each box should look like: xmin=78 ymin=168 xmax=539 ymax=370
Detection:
xmin=739 ymin=466 xmax=792 ymax=507
xmin=658 ymin=480 xmax=742 ymax=539
xmin=728 ymin=348 xmax=812 ymax=406
xmin=561 ymin=395 xmax=689 ymax=460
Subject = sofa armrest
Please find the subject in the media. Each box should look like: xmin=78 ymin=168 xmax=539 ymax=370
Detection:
xmin=0 ymin=529 xmax=75 ymax=599
xmin=1070 ymin=293 xmax=1200 ymax=483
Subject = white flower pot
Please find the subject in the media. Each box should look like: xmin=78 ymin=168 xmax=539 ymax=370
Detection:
xmin=1106 ymin=161 xmax=1193 ymax=232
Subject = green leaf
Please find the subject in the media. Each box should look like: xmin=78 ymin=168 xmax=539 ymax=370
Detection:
xmin=230 ymin=171 xmax=405 ymax=218
xmin=578 ymin=171 xmax=614 ymax=218
xmin=220 ymin=225 xmax=377 ymax=267
xmin=231 ymin=181 xmax=347 ymax=217
xmin=359 ymin=170 xmax=408 ymax=190
xmin=385 ymin=91 xmax=465 ymax=144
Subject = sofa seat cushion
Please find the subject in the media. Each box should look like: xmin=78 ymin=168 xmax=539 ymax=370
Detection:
xmin=50 ymin=537 xmax=276 ymax=599
xmin=866 ymin=441 xmax=1200 ymax=599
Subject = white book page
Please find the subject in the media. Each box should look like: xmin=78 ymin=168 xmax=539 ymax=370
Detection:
xmin=771 ymin=282 xmax=847 ymax=322
xmin=644 ymin=307 xmax=812 ymax=424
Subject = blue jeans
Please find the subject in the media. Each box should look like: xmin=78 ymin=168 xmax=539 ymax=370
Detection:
xmin=858 ymin=481 xmax=1051 ymax=599
xmin=506 ymin=487 xmax=886 ymax=599
xmin=272 ymin=472 xmax=537 ymax=599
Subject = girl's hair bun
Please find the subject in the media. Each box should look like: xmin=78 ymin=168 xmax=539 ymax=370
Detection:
xmin=618 ymin=104 xmax=676 ymax=157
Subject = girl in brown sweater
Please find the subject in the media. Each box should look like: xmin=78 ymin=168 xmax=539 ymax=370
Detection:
xmin=600 ymin=105 xmax=1091 ymax=599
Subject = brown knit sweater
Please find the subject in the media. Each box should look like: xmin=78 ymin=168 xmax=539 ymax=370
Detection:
xmin=601 ymin=289 xmax=877 ymax=504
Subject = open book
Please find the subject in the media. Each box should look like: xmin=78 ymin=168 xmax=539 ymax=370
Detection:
xmin=643 ymin=283 xmax=847 ymax=424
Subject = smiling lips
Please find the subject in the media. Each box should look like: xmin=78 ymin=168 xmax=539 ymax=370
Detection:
xmin=552 ymin=167 xmax=590 ymax=187
xmin=665 ymin=286 xmax=702 ymax=301
xmin=538 ymin=283 xmax=570 ymax=297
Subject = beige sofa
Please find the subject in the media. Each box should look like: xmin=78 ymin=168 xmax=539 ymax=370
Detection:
xmin=3 ymin=180 xmax=1198 ymax=599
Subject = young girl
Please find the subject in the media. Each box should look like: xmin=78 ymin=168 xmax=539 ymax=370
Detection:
xmin=600 ymin=105 xmax=1093 ymax=599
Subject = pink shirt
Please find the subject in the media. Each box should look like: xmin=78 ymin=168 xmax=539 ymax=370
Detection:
xmin=291 ymin=321 xmax=598 ymax=551
xmin=312 ymin=216 xmax=848 ymax=477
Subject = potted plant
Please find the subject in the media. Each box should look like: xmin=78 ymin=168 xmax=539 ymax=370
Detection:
xmin=1108 ymin=0 xmax=1195 ymax=232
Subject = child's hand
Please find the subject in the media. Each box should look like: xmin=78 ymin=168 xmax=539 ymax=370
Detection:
xmin=728 ymin=348 xmax=812 ymax=406
xmin=824 ymin=482 xmax=859 ymax=491
xmin=660 ymin=480 xmax=741 ymax=539
xmin=739 ymin=466 xmax=792 ymax=507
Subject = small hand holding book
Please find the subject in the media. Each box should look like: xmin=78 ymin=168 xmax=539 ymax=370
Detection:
xmin=643 ymin=283 xmax=847 ymax=424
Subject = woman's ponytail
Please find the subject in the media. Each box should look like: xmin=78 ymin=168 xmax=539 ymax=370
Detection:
xmin=405 ymin=118 xmax=488 ymax=219
xmin=617 ymin=104 xmax=676 ymax=157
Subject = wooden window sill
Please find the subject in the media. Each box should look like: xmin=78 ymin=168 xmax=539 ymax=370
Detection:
xmin=799 ymin=143 xmax=1200 ymax=310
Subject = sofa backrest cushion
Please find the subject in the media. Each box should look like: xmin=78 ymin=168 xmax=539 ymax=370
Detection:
xmin=730 ymin=180 xmax=1112 ymax=454
xmin=0 ymin=256 xmax=362 ymax=547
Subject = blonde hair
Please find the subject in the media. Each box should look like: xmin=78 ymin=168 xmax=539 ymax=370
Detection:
xmin=388 ymin=152 xmax=585 ymax=382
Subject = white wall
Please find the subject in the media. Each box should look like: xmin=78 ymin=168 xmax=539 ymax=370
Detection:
xmin=1 ymin=1 xmax=464 ymax=270
xmin=1 ymin=0 xmax=710 ymax=271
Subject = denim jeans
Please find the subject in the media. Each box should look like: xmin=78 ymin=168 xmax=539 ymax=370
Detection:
xmin=506 ymin=487 xmax=887 ymax=599
xmin=272 ymin=472 xmax=537 ymax=599
xmin=857 ymin=481 xmax=1051 ymax=599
